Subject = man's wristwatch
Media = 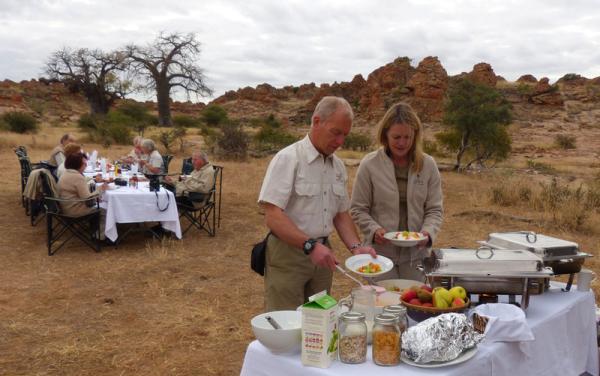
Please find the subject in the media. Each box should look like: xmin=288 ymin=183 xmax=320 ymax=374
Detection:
xmin=303 ymin=238 xmax=318 ymax=255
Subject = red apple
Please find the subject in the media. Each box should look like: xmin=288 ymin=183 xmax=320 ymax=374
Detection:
xmin=409 ymin=298 xmax=422 ymax=306
xmin=420 ymin=285 xmax=433 ymax=293
xmin=401 ymin=289 xmax=417 ymax=302
xmin=422 ymin=302 xmax=433 ymax=307
xmin=451 ymin=297 xmax=465 ymax=308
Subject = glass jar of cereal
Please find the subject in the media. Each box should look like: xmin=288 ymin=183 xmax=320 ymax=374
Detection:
xmin=338 ymin=311 xmax=367 ymax=364
xmin=372 ymin=313 xmax=400 ymax=366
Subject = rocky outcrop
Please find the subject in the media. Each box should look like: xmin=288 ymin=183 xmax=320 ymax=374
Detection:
xmin=405 ymin=56 xmax=448 ymax=121
xmin=530 ymin=77 xmax=563 ymax=106
xmin=469 ymin=63 xmax=497 ymax=87
xmin=517 ymin=74 xmax=537 ymax=83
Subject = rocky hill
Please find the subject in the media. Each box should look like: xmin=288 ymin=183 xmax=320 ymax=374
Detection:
xmin=2 ymin=57 xmax=600 ymax=157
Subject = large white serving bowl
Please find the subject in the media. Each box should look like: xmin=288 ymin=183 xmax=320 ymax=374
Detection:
xmin=251 ymin=310 xmax=302 ymax=354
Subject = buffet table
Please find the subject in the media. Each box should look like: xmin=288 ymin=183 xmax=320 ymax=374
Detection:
xmin=240 ymin=283 xmax=598 ymax=376
xmin=99 ymin=181 xmax=181 ymax=242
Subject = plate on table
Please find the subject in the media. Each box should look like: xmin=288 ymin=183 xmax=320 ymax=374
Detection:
xmin=384 ymin=231 xmax=427 ymax=247
xmin=401 ymin=346 xmax=478 ymax=368
xmin=345 ymin=254 xmax=393 ymax=277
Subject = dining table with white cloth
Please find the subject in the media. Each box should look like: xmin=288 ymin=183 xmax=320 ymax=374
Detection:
xmin=84 ymin=171 xmax=182 ymax=242
xmin=240 ymin=282 xmax=598 ymax=376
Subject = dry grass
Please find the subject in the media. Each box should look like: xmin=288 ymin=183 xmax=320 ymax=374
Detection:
xmin=1 ymin=124 xmax=599 ymax=375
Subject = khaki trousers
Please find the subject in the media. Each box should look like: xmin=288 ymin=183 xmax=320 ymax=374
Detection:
xmin=264 ymin=235 xmax=332 ymax=311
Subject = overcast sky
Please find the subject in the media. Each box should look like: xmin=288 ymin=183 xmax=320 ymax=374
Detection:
xmin=1 ymin=0 xmax=599 ymax=102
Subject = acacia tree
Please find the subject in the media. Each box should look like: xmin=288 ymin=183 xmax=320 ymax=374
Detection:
xmin=438 ymin=79 xmax=512 ymax=170
xmin=126 ymin=32 xmax=212 ymax=126
xmin=45 ymin=48 xmax=129 ymax=114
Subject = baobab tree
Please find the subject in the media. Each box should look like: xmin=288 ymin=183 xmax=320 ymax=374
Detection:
xmin=126 ymin=32 xmax=212 ymax=126
xmin=45 ymin=47 xmax=129 ymax=115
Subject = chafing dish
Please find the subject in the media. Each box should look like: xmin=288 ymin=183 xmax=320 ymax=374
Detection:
xmin=478 ymin=231 xmax=592 ymax=291
xmin=421 ymin=248 xmax=553 ymax=310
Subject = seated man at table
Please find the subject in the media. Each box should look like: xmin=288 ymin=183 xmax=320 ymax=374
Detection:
xmin=49 ymin=133 xmax=76 ymax=167
xmin=164 ymin=151 xmax=215 ymax=204
xmin=56 ymin=143 xmax=82 ymax=179
xmin=138 ymin=139 xmax=164 ymax=175
xmin=122 ymin=136 xmax=147 ymax=166
xmin=58 ymin=152 xmax=109 ymax=241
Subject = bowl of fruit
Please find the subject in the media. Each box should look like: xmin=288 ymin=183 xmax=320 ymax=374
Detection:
xmin=400 ymin=285 xmax=470 ymax=322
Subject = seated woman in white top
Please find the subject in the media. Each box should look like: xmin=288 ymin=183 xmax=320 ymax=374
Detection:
xmin=138 ymin=139 xmax=164 ymax=175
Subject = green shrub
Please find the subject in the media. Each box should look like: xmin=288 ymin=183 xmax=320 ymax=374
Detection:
xmin=201 ymin=104 xmax=228 ymax=127
xmin=343 ymin=132 xmax=371 ymax=151
xmin=216 ymin=121 xmax=248 ymax=159
xmin=173 ymin=114 xmax=201 ymax=128
xmin=561 ymin=73 xmax=581 ymax=81
xmin=77 ymin=111 xmax=132 ymax=145
xmin=115 ymin=102 xmax=154 ymax=135
xmin=2 ymin=111 xmax=38 ymax=133
xmin=554 ymin=134 xmax=576 ymax=150
xmin=517 ymin=82 xmax=534 ymax=95
xmin=254 ymin=126 xmax=297 ymax=152
xmin=78 ymin=113 xmax=99 ymax=129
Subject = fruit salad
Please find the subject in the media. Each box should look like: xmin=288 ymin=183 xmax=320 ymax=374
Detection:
xmin=356 ymin=262 xmax=381 ymax=274
xmin=393 ymin=231 xmax=423 ymax=240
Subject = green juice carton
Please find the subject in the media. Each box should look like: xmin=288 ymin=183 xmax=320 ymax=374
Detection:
xmin=301 ymin=291 xmax=338 ymax=368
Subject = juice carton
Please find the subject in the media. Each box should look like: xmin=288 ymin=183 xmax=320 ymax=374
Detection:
xmin=301 ymin=291 xmax=338 ymax=368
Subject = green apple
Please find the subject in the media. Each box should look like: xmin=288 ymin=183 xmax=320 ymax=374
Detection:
xmin=449 ymin=286 xmax=467 ymax=301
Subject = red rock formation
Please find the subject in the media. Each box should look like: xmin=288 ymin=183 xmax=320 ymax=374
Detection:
xmin=517 ymin=74 xmax=537 ymax=83
xmin=469 ymin=63 xmax=497 ymax=87
xmin=405 ymin=56 xmax=448 ymax=121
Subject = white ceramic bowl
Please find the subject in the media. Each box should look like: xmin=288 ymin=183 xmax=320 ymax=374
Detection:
xmin=251 ymin=310 xmax=302 ymax=354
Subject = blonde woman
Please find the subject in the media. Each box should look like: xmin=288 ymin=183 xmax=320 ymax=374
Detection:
xmin=350 ymin=102 xmax=443 ymax=281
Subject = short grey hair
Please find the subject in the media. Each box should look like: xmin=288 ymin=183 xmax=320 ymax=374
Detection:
xmin=192 ymin=150 xmax=208 ymax=164
xmin=141 ymin=139 xmax=156 ymax=151
xmin=133 ymin=136 xmax=143 ymax=146
xmin=311 ymin=96 xmax=354 ymax=127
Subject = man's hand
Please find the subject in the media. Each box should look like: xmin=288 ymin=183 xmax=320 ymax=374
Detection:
xmin=373 ymin=228 xmax=390 ymax=245
xmin=309 ymin=243 xmax=338 ymax=270
xmin=417 ymin=230 xmax=431 ymax=249
xmin=351 ymin=245 xmax=377 ymax=258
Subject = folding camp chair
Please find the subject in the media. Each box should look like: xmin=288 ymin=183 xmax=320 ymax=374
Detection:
xmin=42 ymin=173 xmax=101 ymax=255
xmin=177 ymin=165 xmax=222 ymax=236
xmin=162 ymin=154 xmax=174 ymax=174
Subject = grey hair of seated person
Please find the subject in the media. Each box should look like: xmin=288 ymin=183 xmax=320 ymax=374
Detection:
xmin=141 ymin=139 xmax=156 ymax=151
xmin=192 ymin=150 xmax=208 ymax=164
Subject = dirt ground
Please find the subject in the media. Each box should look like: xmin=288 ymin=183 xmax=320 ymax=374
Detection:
xmin=1 ymin=128 xmax=599 ymax=375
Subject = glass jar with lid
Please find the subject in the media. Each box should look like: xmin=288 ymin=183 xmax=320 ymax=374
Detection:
xmin=372 ymin=313 xmax=401 ymax=366
xmin=383 ymin=304 xmax=408 ymax=333
xmin=338 ymin=311 xmax=367 ymax=364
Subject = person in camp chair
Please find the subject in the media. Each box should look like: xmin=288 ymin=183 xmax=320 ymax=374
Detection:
xmin=164 ymin=151 xmax=215 ymax=201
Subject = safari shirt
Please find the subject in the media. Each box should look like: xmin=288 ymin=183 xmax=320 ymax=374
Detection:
xmin=144 ymin=150 xmax=163 ymax=174
xmin=258 ymin=135 xmax=350 ymax=239
xmin=175 ymin=163 xmax=215 ymax=197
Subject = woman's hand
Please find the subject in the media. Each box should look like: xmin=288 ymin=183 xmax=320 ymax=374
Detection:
xmin=373 ymin=228 xmax=390 ymax=245
xmin=417 ymin=230 xmax=431 ymax=249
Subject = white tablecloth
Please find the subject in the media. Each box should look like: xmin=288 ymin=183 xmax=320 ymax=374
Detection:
xmin=240 ymin=284 xmax=598 ymax=376
xmin=99 ymin=182 xmax=181 ymax=241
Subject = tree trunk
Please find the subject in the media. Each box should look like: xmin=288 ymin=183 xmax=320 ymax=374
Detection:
xmin=86 ymin=91 xmax=110 ymax=115
xmin=156 ymin=82 xmax=172 ymax=126
xmin=454 ymin=131 xmax=470 ymax=171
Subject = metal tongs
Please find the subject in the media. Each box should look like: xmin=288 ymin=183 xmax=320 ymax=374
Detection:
xmin=335 ymin=264 xmax=365 ymax=287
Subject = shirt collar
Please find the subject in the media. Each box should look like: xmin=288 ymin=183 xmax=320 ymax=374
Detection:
xmin=301 ymin=135 xmax=333 ymax=165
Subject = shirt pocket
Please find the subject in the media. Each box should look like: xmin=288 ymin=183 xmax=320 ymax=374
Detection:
xmin=294 ymin=182 xmax=321 ymax=214
xmin=332 ymin=183 xmax=347 ymax=212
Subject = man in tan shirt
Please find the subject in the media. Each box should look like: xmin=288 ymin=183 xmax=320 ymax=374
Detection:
xmin=164 ymin=151 xmax=215 ymax=199
xmin=258 ymin=96 xmax=376 ymax=311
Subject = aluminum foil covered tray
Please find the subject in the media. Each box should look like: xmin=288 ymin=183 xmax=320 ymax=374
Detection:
xmin=401 ymin=313 xmax=484 ymax=364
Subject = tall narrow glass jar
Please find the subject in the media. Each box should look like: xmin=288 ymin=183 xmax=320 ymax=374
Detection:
xmin=338 ymin=312 xmax=367 ymax=364
xmin=372 ymin=313 xmax=401 ymax=366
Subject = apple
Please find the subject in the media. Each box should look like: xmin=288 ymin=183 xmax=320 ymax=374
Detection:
xmin=417 ymin=289 xmax=432 ymax=303
xmin=449 ymin=286 xmax=467 ymax=300
xmin=409 ymin=298 xmax=422 ymax=306
xmin=401 ymin=289 xmax=417 ymax=302
xmin=420 ymin=285 xmax=433 ymax=293
xmin=451 ymin=297 xmax=465 ymax=308
xmin=422 ymin=302 xmax=433 ymax=307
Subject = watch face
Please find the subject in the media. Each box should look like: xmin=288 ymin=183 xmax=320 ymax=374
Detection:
xmin=304 ymin=241 xmax=312 ymax=251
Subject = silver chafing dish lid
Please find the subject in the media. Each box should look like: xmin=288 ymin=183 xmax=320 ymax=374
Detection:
xmin=484 ymin=232 xmax=579 ymax=256
xmin=423 ymin=248 xmax=553 ymax=277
